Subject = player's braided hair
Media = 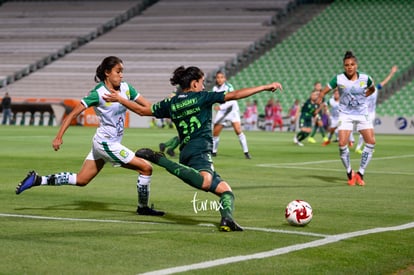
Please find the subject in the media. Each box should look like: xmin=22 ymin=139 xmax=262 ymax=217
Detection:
xmin=343 ymin=51 xmax=358 ymax=63
xmin=170 ymin=66 xmax=204 ymax=90
xmin=94 ymin=56 xmax=123 ymax=83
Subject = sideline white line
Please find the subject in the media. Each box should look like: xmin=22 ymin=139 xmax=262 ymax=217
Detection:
xmin=256 ymin=165 xmax=414 ymax=176
xmin=0 ymin=213 xmax=327 ymax=238
xmin=258 ymin=154 xmax=414 ymax=166
xmin=139 ymin=222 xmax=414 ymax=275
xmin=257 ymin=154 xmax=414 ymax=175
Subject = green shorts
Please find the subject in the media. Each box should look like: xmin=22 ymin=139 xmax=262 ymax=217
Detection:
xmin=299 ymin=117 xmax=312 ymax=128
xmin=179 ymin=139 xmax=223 ymax=192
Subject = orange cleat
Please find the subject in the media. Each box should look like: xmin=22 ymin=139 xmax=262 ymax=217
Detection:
xmin=355 ymin=172 xmax=365 ymax=186
xmin=347 ymin=170 xmax=356 ymax=186
xmin=322 ymin=140 xmax=331 ymax=146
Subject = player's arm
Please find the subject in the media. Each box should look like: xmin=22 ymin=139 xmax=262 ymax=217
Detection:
xmin=379 ymin=65 xmax=398 ymax=89
xmin=316 ymin=85 xmax=331 ymax=104
xmin=52 ymin=102 xmax=86 ymax=151
xmin=103 ymin=89 xmax=152 ymax=116
xmin=313 ymin=102 xmax=326 ymax=117
xmin=224 ymin=82 xmax=282 ymax=101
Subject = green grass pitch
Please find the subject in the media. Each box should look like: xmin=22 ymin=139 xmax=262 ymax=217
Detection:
xmin=1 ymin=126 xmax=413 ymax=274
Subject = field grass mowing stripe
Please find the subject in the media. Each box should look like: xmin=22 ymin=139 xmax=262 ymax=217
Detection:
xmin=139 ymin=221 xmax=414 ymax=275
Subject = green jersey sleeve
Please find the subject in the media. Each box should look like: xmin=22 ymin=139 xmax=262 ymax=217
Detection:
xmin=82 ymin=90 xmax=100 ymax=107
xmin=127 ymin=83 xmax=139 ymax=100
xmin=328 ymin=76 xmax=337 ymax=90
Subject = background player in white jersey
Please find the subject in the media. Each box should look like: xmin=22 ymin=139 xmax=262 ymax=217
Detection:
xmin=15 ymin=56 xmax=164 ymax=216
xmin=317 ymin=51 xmax=376 ymax=186
xmin=322 ymin=88 xmax=340 ymax=145
xmin=355 ymin=65 xmax=398 ymax=154
xmin=212 ymin=71 xmax=251 ymax=159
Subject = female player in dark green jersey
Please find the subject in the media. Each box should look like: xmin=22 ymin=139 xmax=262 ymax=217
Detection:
xmin=104 ymin=66 xmax=282 ymax=231
xmin=293 ymin=90 xmax=322 ymax=146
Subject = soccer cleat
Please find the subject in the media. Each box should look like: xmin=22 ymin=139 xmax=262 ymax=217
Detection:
xmin=355 ymin=148 xmax=363 ymax=154
xmin=322 ymin=140 xmax=331 ymax=146
xmin=355 ymin=172 xmax=365 ymax=186
xmin=244 ymin=152 xmax=252 ymax=159
xmin=211 ymin=152 xmax=217 ymax=157
xmin=219 ymin=217 xmax=243 ymax=232
xmin=137 ymin=205 xmax=165 ymax=216
xmin=166 ymin=148 xmax=175 ymax=157
xmin=16 ymin=170 xmax=40 ymax=194
xmin=159 ymin=143 xmax=166 ymax=153
xmin=135 ymin=148 xmax=165 ymax=164
xmin=347 ymin=170 xmax=356 ymax=186
xmin=293 ymin=136 xmax=304 ymax=146
xmin=323 ymin=137 xmax=329 ymax=142
xmin=307 ymin=137 xmax=316 ymax=143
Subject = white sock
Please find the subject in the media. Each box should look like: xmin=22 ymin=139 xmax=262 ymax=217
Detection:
xmin=41 ymin=172 xmax=77 ymax=185
xmin=238 ymin=132 xmax=248 ymax=153
xmin=212 ymin=136 xmax=219 ymax=153
xmin=137 ymin=174 xmax=151 ymax=207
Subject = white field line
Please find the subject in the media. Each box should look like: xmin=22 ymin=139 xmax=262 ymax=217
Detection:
xmin=257 ymin=154 xmax=414 ymax=175
xmin=0 ymin=213 xmax=327 ymax=237
xmin=2 ymin=213 xmax=413 ymax=274
xmin=139 ymin=222 xmax=414 ymax=275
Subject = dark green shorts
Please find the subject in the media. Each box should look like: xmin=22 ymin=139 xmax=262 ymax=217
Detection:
xmin=299 ymin=117 xmax=312 ymax=128
xmin=179 ymin=140 xmax=223 ymax=192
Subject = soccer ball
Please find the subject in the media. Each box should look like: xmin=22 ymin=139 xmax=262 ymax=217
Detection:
xmin=285 ymin=200 xmax=313 ymax=226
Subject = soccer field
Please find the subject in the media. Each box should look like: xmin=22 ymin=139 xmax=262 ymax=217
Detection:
xmin=1 ymin=126 xmax=413 ymax=274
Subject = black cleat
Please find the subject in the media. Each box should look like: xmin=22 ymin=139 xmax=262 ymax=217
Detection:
xmin=16 ymin=170 xmax=41 ymax=195
xmin=135 ymin=148 xmax=164 ymax=164
xmin=159 ymin=143 xmax=166 ymax=153
xmin=219 ymin=217 xmax=243 ymax=232
xmin=137 ymin=206 xmax=165 ymax=216
xmin=211 ymin=152 xmax=217 ymax=157
xmin=244 ymin=152 xmax=252 ymax=159
xmin=166 ymin=148 xmax=175 ymax=157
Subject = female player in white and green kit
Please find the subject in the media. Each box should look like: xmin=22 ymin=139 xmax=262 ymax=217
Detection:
xmin=317 ymin=51 xmax=376 ymax=186
xmin=16 ymin=56 xmax=164 ymax=216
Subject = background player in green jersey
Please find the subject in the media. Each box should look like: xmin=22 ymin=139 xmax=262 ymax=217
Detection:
xmin=104 ymin=65 xmax=282 ymax=232
xmin=16 ymin=56 xmax=164 ymax=216
xmin=159 ymin=135 xmax=180 ymax=157
xmin=307 ymin=82 xmax=328 ymax=144
xmin=293 ymin=90 xmax=321 ymax=146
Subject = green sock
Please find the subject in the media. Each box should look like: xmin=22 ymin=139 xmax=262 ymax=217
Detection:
xmin=164 ymin=136 xmax=176 ymax=147
xmin=310 ymin=126 xmax=317 ymax=137
xmin=219 ymin=191 xmax=235 ymax=219
xmin=158 ymin=157 xmax=204 ymax=189
xmin=297 ymin=131 xmax=309 ymax=142
xmin=319 ymin=126 xmax=326 ymax=137
xmin=170 ymin=136 xmax=180 ymax=150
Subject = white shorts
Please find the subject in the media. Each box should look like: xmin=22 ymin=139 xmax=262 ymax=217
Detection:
xmin=86 ymin=137 xmax=135 ymax=167
xmin=214 ymin=110 xmax=241 ymax=125
xmin=330 ymin=116 xmax=340 ymax=128
xmin=338 ymin=114 xmax=373 ymax=131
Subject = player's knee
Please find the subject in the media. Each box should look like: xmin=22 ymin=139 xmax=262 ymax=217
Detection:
xmin=76 ymin=178 xmax=90 ymax=186
xmin=140 ymin=163 xmax=152 ymax=176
